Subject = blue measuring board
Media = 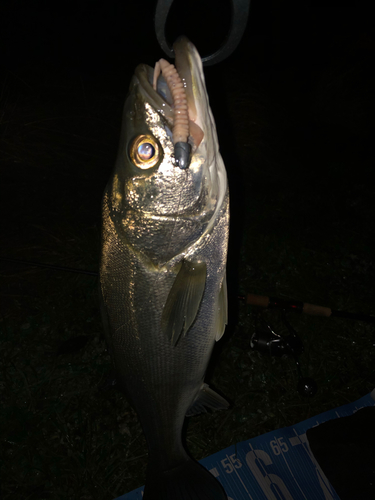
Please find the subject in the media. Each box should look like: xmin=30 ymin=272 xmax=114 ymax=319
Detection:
xmin=115 ymin=391 xmax=375 ymax=500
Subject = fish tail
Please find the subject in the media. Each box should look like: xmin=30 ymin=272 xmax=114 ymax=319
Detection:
xmin=143 ymin=457 xmax=227 ymax=500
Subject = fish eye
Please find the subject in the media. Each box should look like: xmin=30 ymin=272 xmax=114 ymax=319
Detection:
xmin=138 ymin=142 xmax=155 ymax=161
xmin=129 ymin=135 xmax=161 ymax=169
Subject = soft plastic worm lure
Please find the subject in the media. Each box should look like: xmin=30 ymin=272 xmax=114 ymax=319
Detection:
xmin=153 ymin=58 xmax=191 ymax=169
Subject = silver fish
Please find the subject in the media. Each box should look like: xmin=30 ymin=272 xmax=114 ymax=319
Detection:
xmin=99 ymin=37 xmax=229 ymax=500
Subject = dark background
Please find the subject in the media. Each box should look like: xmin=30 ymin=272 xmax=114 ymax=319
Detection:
xmin=1 ymin=1 xmax=375 ymax=499
xmin=2 ymin=0 xmax=374 ymax=80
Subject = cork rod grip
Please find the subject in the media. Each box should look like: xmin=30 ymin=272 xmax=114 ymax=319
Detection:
xmin=246 ymin=294 xmax=270 ymax=308
xmin=302 ymin=303 xmax=332 ymax=317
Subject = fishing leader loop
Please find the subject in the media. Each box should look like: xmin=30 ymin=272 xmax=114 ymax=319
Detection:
xmin=154 ymin=0 xmax=250 ymax=66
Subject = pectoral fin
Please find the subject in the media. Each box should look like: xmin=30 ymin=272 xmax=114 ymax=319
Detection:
xmin=186 ymin=383 xmax=229 ymax=416
xmin=161 ymin=260 xmax=206 ymax=346
xmin=215 ymin=272 xmax=228 ymax=341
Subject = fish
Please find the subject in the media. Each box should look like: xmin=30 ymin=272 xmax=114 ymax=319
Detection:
xmin=99 ymin=36 xmax=229 ymax=500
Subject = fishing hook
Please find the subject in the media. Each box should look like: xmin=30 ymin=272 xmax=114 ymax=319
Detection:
xmin=154 ymin=0 xmax=250 ymax=66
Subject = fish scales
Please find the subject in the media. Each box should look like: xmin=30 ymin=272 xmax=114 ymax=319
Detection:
xmin=101 ymin=190 xmax=228 ymax=463
xmin=100 ymin=37 xmax=229 ymax=500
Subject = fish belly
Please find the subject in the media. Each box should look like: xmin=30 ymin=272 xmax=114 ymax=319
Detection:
xmin=100 ymin=189 xmax=229 ymax=473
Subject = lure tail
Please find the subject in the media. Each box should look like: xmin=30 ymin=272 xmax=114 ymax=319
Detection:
xmin=143 ymin=457 xmax=227 ymax=500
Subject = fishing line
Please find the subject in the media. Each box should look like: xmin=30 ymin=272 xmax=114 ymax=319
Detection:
xmin=0 ymin=256 xmax=98 ymax=276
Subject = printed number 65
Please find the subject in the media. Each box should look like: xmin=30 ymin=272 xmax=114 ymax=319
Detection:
xmin=270 ymin=437 xmax=289 ymax=455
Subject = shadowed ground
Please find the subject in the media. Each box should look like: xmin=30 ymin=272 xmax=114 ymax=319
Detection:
xmin=1 ymin=2 xmax=375 ymax=498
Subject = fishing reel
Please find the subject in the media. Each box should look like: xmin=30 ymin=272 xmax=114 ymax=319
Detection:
xmin=250 ymin=310 xmax=318 ymax=397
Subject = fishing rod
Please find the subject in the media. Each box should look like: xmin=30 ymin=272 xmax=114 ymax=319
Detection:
xmin=3 ymin=256 xmax=371 ymax=397
xmin=250 ymin=309 xmax=318 ymax=397
xmin=0 ymin=257 xmax=98 ymax=276
xmin=240 ymin=293 xmax=375 ymax=325
xmin=244 ymin=293 xmax=374 ymax=397
xmin=3 ymin=256 xmax=375 ymax=325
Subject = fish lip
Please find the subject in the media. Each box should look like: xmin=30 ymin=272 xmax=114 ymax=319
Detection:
xmin=131 ymin=38 xmax=226 ymax=221
xmin=135 ymin=37 xmax=199 ymax=128
xmin=173 ymin=36 xmax=198 ymax=124
xmin=134 ymin=64 xmax=174 ymax=122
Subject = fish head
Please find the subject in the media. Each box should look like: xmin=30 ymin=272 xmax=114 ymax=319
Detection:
xmin=106 ymin=37 xmax=227 ymax=266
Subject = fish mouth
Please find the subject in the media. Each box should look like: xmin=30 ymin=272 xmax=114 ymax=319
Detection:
xmin=131 ymin=37 xmax=227 ymax=225
xmin=135 ymin=36 xmax=204 ymax=150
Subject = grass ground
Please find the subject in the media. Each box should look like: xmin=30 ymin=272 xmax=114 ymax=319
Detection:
xmin=1 ymin=37 xmax=375 ymax=500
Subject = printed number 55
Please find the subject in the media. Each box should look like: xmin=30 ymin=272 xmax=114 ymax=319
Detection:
xmin=221 ymin=454 xmax=242 ymax=473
